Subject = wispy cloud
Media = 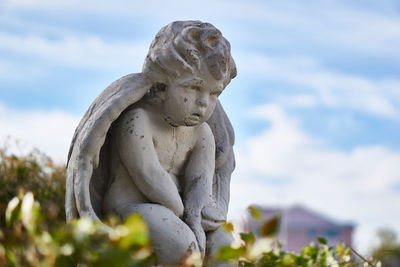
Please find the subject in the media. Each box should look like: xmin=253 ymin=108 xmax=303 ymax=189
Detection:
xmin=0 ymin=33 xmax=148 ymax=70
xmin=0 ymin=103 xmax=80 ymax=162
xmin=0 ymin=59 xmax=47 ymax=82
xmin=237 ymin=53 xmax=400 ymax=118
xmin=4 ymin=0 xmax=400 ymax=59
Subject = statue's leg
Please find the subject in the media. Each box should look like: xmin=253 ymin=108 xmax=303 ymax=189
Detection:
xmin=206 ymin=226 xmax=235 ymax=266
xmin=118 ymin=203 xmax=199 ymax=264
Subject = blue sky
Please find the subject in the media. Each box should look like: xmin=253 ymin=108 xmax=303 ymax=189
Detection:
xmin=1 ymin=0 xmax=400 ymax=254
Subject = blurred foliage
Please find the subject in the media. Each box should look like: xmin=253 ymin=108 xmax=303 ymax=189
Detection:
xmin=212 ymin=206 xmax=382 ymax=267
xmin=0 ymin=192 xmax=156 ymax=266
xmin=2 ymin=193 xmax=381 ymax=267
xmin=371 ymin=228 xmax=400 ymax=267
xmin=0 ymin=142 xmax=384 ymax=266
xmin=248 ymin=205 xmax=263 ymax=221
xmin=0 ymin=141 xmax=66 ymax=227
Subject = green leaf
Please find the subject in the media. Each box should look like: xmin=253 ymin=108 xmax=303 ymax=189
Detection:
xmin=5 ymin=197 xmax=21 ymax=226
xmin=282 ymin=253 xmax=295 ymax=266
xmin=248 ymin=205 xmax=262 ymax=220
xmin=317 ymin=237 xmax=327 ymax=245
xmin=240 ymin=232 xmax=255 ymax=245
xmin=21 ymin=192 xmax=36 ymax=231
xmin=216 ymin=245 xmax=246 ymax=261
xmin=301 ymin=243 xmax=319 ymax=261
xmin=96 ymin=248 xmax=132 ymax=267
xmin=223 ymin=222 xmax=234 ymax=232
xmin=119 ymin=213 xmax=149 ymax=248
xmin=260 ymin=216 xmax=280 ymax=237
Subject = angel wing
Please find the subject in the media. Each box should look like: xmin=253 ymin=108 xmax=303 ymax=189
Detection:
xmin=65 ymin=73 xmax=235 ymax=223
xmin=201 ymin=101 xmax=235 ymax=230
xmin=66 ymin=73 xmax=151 ymax=221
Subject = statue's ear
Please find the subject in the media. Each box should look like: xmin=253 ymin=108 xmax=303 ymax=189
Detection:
xmin=157 ymin=90 xmax=166 ymax=101
xmin=153 ymin=83 xmax=167 ymax=101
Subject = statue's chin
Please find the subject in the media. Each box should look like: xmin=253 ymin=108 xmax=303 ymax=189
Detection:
xmin=184 ymin=116 xmax=202 ymax=127
xmin=184 ymin=122 xmax=199 ymax=127
xmin=164 ymin=115 xmax=202 ymax=127
xmin=163 ymin=116 xmax=179 ymax=127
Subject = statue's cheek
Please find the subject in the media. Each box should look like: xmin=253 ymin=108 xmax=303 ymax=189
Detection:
xmin=208 ymin=100 xmax=217 ymax=113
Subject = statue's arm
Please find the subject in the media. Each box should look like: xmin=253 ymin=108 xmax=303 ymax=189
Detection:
xmin=183 ymin=123 xmax=215 ymax=253
xmin=184 ymin=123 xmax=215 ymax=215
xmin=116 ymin=108 xmax=184 ymax=217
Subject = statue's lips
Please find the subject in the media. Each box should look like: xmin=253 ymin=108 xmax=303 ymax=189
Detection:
xmin=184 ymin=114 xmax=202 ymax=125
xmin=188 ymin=113 xmax=201 ymax=121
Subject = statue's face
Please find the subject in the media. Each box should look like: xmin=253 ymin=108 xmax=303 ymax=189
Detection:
xmin=163 ymin=72 xmax=224 ymax=127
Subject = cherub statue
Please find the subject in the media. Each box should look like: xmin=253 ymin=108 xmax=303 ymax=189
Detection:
xmin=66 ymin=20 xmax=236 ymax=264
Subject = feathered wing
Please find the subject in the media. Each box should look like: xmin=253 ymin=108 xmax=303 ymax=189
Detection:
xmin=203 ymin=101 xmax=235 ymax=227
xmin=65 ymin=73 xmax=152 ymax=221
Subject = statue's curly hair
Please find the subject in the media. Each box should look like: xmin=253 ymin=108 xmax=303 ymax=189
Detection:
xmin=143 ymin=20 xmax=237 ymax=88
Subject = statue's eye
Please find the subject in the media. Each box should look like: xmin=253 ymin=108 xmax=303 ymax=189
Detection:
xmin=210 ymin=90 xmax=222 ymax=96
xmin=181 ymin=84 xmax=201 ymax=92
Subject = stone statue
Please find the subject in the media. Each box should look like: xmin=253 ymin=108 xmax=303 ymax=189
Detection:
xmin=66 ymin=20 xmax=236 ymax=264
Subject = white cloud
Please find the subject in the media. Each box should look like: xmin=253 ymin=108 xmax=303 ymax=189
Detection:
xmin=237 ymin=53 xmax=400 ymax=118
xmin=277 ymin=94 xmax=318 ymax=108
xmin=2 ymin=0 xmax=231 ymax=21
xmin=323 ymin=7 xmax=400 ymax=56
xmin=0 ymin=104 xmax=80 ymax=162
xmin=0 ymin=59 xmax=46 ymax=81
xmin=4 ymin=0 xmax=400 ymax=58
xmin=228 ymin=103 xmax=400 ymax=253
xmin=0 ymin=33 xmax=148 ymax=71
xmin=233 ymin=1 xmax=400 ymax=58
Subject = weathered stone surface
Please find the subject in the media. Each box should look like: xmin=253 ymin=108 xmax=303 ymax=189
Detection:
xmin=66 ymin=20 xmax=236 ymax=264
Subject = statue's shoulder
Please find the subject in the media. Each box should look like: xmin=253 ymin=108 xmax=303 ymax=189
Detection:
xmin=119 ymin=106 xmax=149 ymax=123
xmin=113 ymin=106 xmax=154 ymax=139
xmin=194 ymin=122 xmax=215 ymax=145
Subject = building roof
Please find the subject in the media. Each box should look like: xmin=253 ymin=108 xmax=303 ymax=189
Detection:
xmin=255 ymin=205 xmax=354 ymax=229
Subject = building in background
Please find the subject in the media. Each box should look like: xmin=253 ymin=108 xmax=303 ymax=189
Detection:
xmin=241 ymin=205 xmax=354 ymax=253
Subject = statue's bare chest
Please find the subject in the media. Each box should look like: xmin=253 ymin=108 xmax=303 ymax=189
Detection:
xmin=152 ymin=127 xmax=197 ymax=176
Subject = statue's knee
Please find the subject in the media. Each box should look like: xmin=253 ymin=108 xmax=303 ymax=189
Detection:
xmin=175 ymin=236 xmax=199 ymax=256
xmin=123 ymin=203 xmax=199 ymax=263
xmin=152 ymin=221 xmax=199 ymax=264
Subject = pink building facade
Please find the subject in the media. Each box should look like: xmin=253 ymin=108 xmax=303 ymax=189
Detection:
xmin=242 ymin=205 xmax=354 ymax=253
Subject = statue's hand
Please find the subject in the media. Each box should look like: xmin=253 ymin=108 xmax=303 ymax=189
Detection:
xmin=164 ymin=174 xmax=184 ymax=217
xmin=164 ymin=198 xmax=184 ymax=218
xmin=201 ymin=205 xmax=226 ymax=231
xmin=192 ymin=221 xmax=206 ymax=256
xmin=202 ymin=205 xmax=225 ymax=222
xmin=184 ymin=213 xmax=206 ymax=255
